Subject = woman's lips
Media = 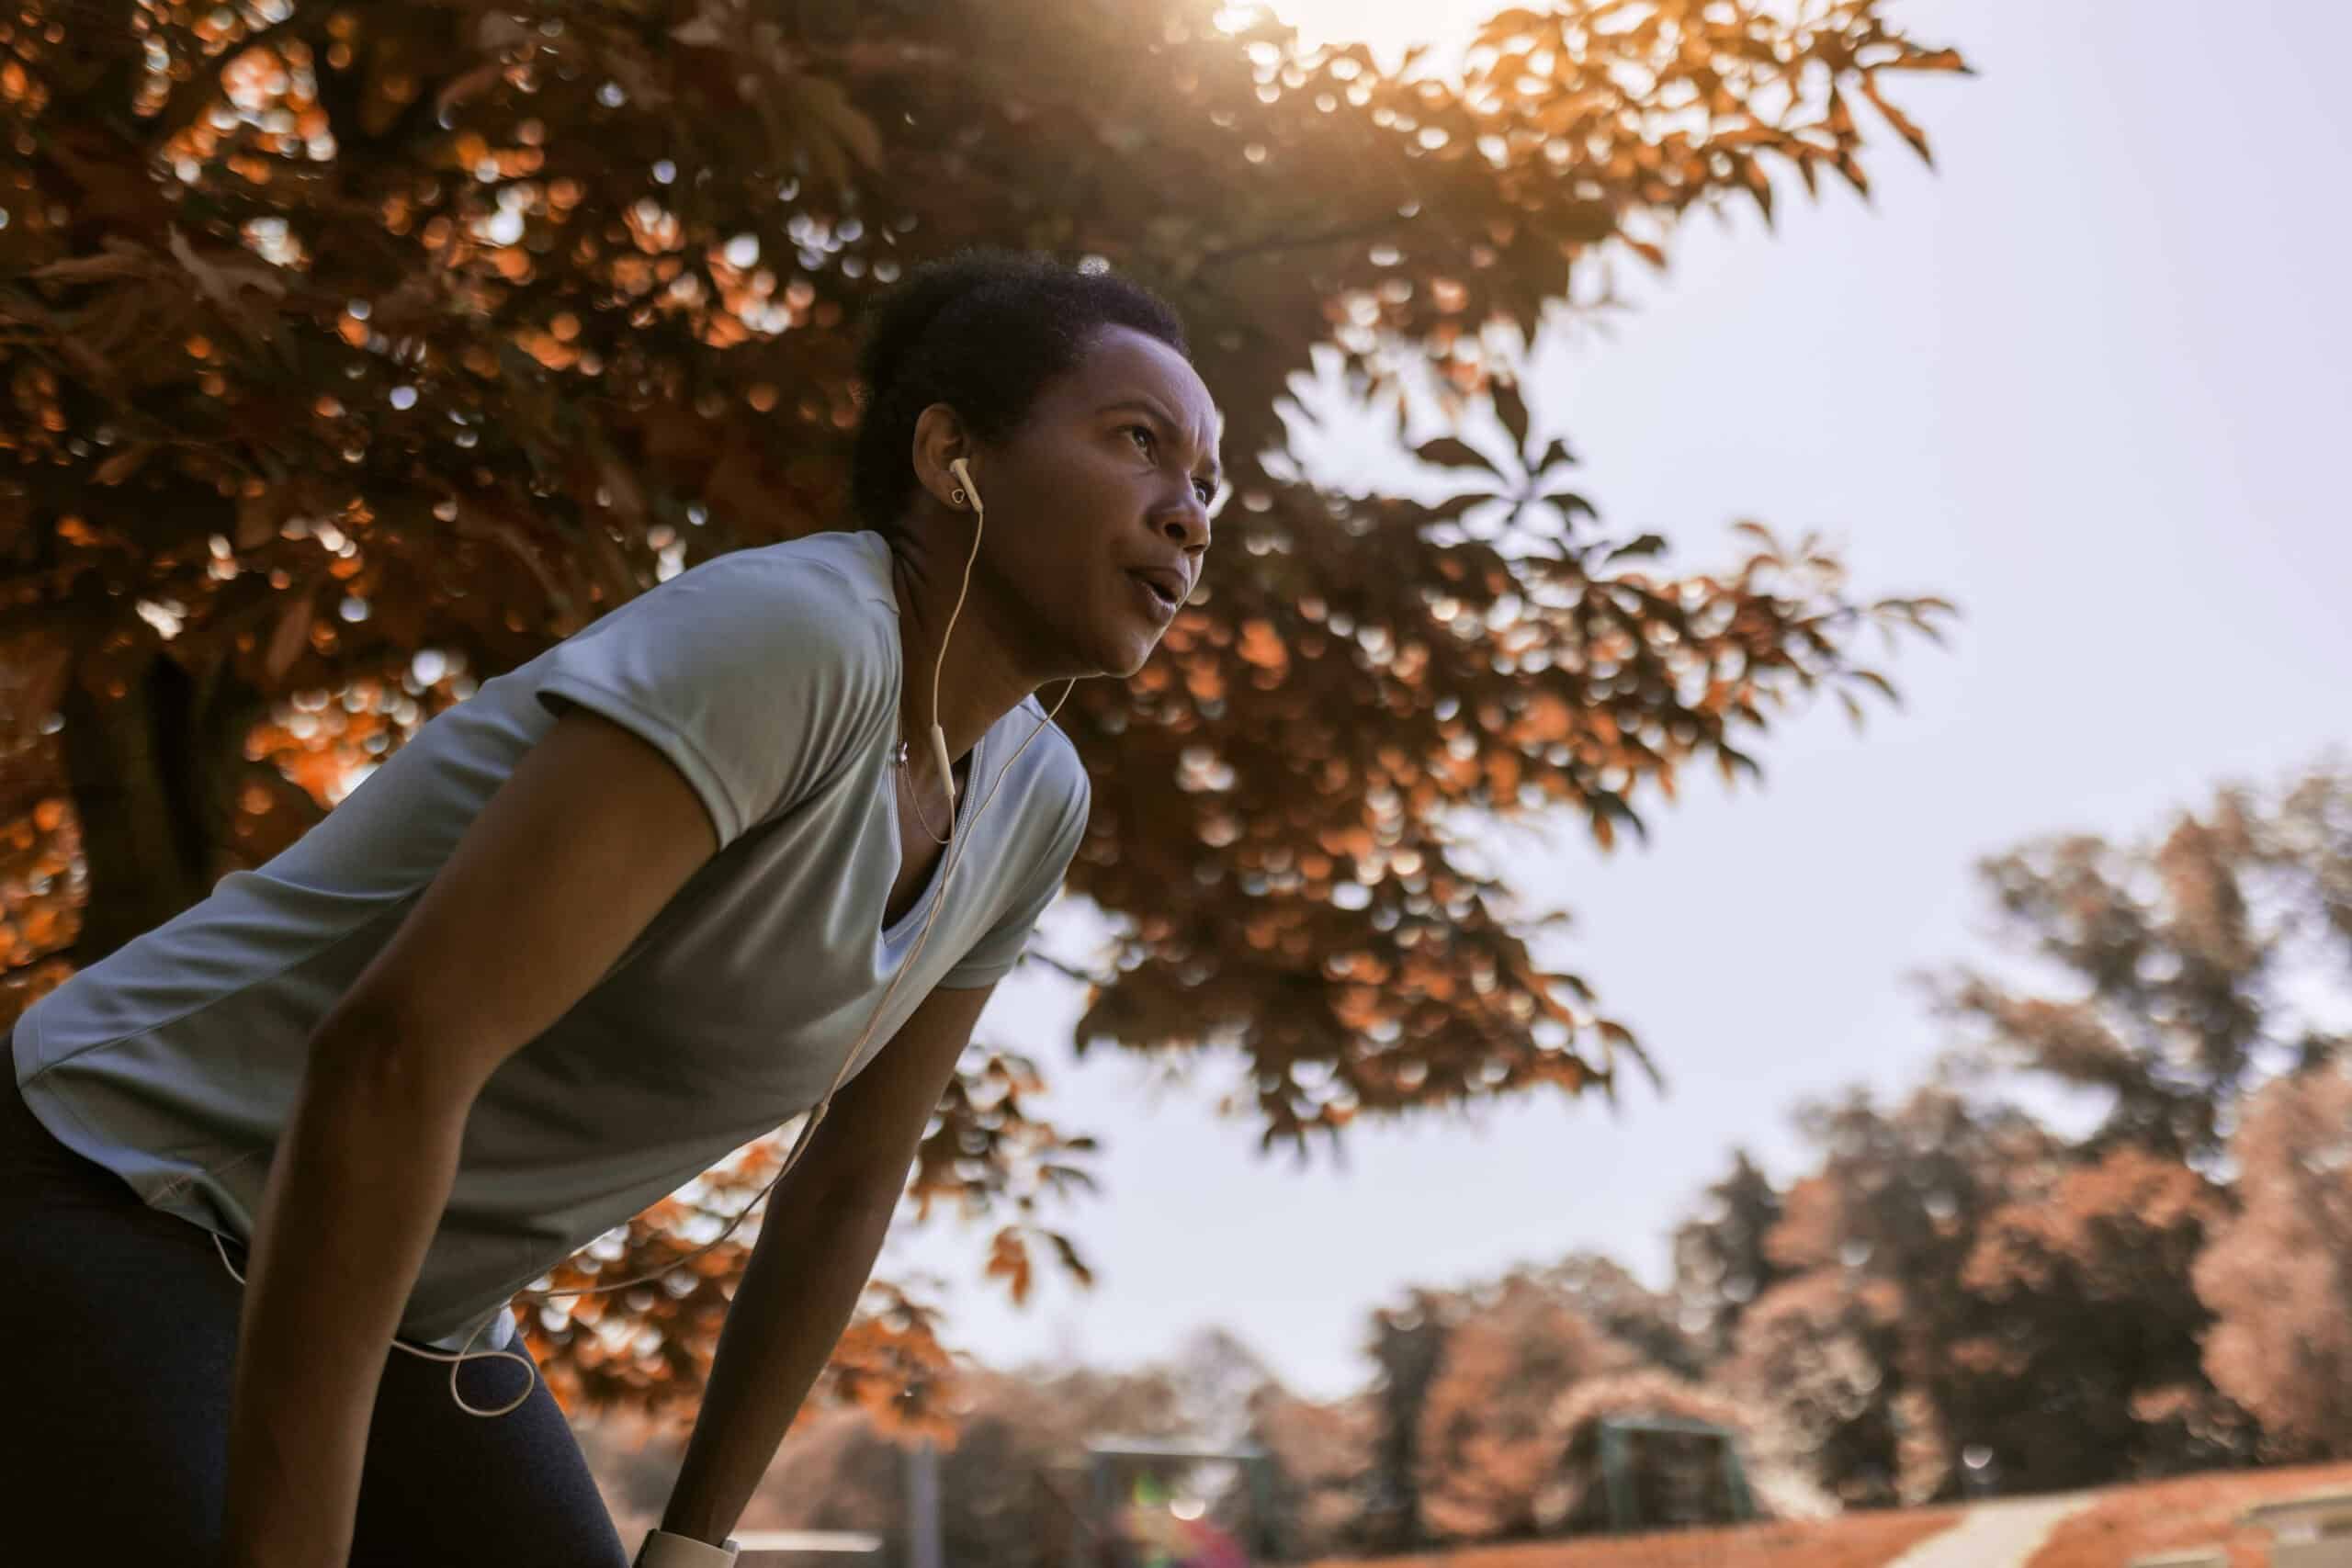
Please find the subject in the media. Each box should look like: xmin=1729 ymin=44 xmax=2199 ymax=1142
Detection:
xmin=1126 ymin=568 xmax=1182 ymax=622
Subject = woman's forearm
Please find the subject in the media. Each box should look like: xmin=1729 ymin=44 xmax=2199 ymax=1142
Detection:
xmin=658 ymin=1182 xmax=903 ymax=1544
xmin=220 ymin=1040 xmax=473 ymax=1567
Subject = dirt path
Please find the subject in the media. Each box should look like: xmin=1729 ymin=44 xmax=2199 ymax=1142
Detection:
xmin=1883 ymin=1493 xmax=2093 ymax=1568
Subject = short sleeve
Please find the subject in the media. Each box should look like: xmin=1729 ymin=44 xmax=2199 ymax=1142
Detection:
xmin=939 ymin=766 xmax=1091 ymax=989
xmin=532 ymin=550 xmax=895 ymax=852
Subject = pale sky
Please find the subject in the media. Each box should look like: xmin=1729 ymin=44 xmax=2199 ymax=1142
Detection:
xmin=878 ymin=0 xmax=2352 ymax=1403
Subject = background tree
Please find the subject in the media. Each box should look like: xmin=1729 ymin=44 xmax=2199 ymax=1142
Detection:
xmin=1923 ymin=768 xmax=2352 ymax=1167
xmin=1247 ymin=1382 xmax=1382 ymax=1562
xmin=1672 ymin=1148 xmax=1790 ymax=1362
xmin=2196 ymin=1058 xmax=2352 ymax=1461
xmin=1957 ymin=1144 xmax=2247 ymax=1484
xmin=1411 ymin=1270 xmax=1643 ymax=1541
xmin=1527 ymin=1251 xmax=1702 ymax=1380
xmin=1727 ymin=1087 xmax=2002 ymax=1507
xmin=2183 ymin=764 xmax=2352 ymax=1457
xmin=1359 ymin=1283 xmax=1463 ymax=1551
xmin=0 ymin=0 xmax=1967 ymax=1420
xmin=1722 ymin=764 xmax=2352 ymax=1497
xmin=1728 ymin=1083 xmax=2238 ymax=1502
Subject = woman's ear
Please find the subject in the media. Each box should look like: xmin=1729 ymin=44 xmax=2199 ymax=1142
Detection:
xmin=910 ymin=402 xmax=978 ymax=514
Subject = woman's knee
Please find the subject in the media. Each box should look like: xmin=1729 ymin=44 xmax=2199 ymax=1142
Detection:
xmin=351 ymin=1336 xmax=628 ymax=1567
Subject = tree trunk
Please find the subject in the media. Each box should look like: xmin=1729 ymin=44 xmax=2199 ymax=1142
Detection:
xmin=61 ymin=646 xmax=320 ymax=964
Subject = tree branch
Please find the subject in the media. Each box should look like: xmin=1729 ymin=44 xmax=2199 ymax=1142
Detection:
xmin=1025 ymin=951 xmax=1114 ymax=989
xmin=1195 ymin=211 xmax=1414 ymax=273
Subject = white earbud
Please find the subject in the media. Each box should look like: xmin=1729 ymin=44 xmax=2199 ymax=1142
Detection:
xmin=948 ymin=456 xmax=980 ymax=513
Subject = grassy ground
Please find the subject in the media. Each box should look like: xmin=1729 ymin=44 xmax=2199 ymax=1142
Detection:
xmin=604 ymin=1461 xmax=2352 ymax=1567
xmin=1304 ymin=1507 xmax=1963 ymax=1568
xmin=2024 ymin=1461 xmax=2352 ymax=1568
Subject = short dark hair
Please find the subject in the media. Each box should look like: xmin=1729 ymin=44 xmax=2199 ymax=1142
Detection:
xmin=849 ymin=247 xmax=1190 ymax=533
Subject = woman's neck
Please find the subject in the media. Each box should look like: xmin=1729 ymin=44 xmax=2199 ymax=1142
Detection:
xmin=882 ymin=527 xmax=1045 ymax=772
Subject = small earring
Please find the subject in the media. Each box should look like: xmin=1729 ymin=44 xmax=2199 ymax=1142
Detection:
xmin=949 ymin=486 xmax=968 ymax=507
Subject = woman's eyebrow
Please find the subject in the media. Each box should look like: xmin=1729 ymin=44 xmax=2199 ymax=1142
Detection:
xmin=1101 ymin=396 xmax=1224 ymax=485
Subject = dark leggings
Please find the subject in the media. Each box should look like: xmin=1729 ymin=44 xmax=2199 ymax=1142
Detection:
xmin=0 ymin=1068 xmax=630 ymax=1567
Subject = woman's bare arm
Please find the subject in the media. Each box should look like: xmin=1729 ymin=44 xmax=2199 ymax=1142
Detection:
xmin=220 ymin=708 xmax=721 ymax=1567
xmin=656 ymin=981 xmax=997 ymax=1546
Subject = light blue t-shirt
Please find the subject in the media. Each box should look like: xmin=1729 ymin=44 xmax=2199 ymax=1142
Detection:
xmin=11 ymin=529 xmax=1089 ymax=1351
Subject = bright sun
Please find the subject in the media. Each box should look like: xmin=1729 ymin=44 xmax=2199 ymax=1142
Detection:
xmin=1214 ymin=0 xmax=1486 ymax=73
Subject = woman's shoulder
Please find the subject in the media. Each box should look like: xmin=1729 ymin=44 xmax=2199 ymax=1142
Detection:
xmin=621 ymin=529 xmax=900 ymax=676
xmin=689 ymin=528 xmax=895 ymax=615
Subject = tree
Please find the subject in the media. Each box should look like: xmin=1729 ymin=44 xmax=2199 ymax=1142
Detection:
xmin=1725 ymin=764 xmax=2352 ymax=1496
xmin=1728 ymin=1089 xmax=1996 ymax=1506
xmin=1247 ymin=1384 xmax=1381 ymax=1562
xmin=1923 ymin=765 xmax=2352 ymax=1168
xmin=1360 ymin=1283 xmax=1463 ymax=1551
xmin=1412 ymin=1271 xmax=1642 ymax=1541
xmin=1727 ymin=1265 xmax=1931 ymax=1508
xmin=0 ymin=0 xmax=1968 ymax=1419
xmin=1731 ymin=1083 xmax=2248 ymax=1500
xmin=1355 ymin=1258 xmax=1696 ymax=1547
xmin=2196 ymin=1059 xmax=2352 ymax=1461
xmin=2187 ymin=763 xmax=2352 ymax=1457
xmin=1734 ymin=1084 xmax=2078 ymax=1505
xmin=1959 ymin=1144 xmax=2248 ymax=1483
xmin=1528 ymin=1251 xmax=1702 ymax=1380
xmin=1672 ymin=1148 xmax=1790 ymax=1362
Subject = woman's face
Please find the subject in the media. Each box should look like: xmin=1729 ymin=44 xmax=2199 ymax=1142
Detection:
xmin=957 ymin=325 xmax=1222 ymax=680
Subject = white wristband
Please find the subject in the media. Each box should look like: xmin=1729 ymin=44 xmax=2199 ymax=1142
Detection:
xmin=635 ymin=1528 xmax=741 ymax=1567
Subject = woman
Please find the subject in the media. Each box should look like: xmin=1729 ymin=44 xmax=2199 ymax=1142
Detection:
xmin=1 ymin=248 xmax=1222 ymax=1566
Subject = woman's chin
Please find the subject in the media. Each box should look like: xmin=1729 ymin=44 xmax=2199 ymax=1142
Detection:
xmin=1069 ymin=611 xmax=1161 ymax=682
xmin=1110 ymin=626 xmax=1168 ymax=680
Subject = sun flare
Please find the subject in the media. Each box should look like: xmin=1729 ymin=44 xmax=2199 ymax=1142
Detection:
xmin=1214 ymin=0 xmax=1487 ymax=73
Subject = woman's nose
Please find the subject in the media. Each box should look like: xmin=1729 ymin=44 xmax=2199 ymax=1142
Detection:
xmin=1159 ymin=498 xmax=1211 ymax=553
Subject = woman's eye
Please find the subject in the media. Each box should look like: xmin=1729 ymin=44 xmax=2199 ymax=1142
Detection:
xmin=1131 ymin=424 xmax=1213 ymax=505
